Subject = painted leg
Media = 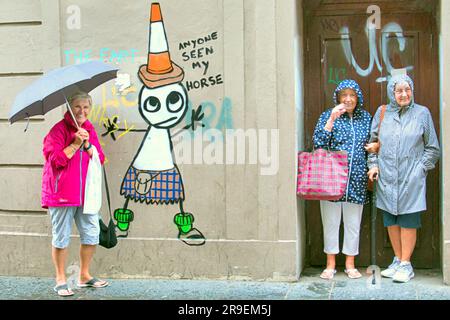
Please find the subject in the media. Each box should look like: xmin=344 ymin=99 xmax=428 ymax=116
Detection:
xmin=174 ymin=200 xmax=205 ymax=246
xmin=114 ymin=197 xmax=134 ymax=237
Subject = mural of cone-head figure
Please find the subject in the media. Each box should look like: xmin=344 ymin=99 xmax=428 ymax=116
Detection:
xmin=114 ymin=2 xmax=205 ymax=246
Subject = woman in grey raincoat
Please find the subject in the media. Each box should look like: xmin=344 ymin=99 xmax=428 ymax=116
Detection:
xmin=367 ymin=74 xmax=440 ymax=283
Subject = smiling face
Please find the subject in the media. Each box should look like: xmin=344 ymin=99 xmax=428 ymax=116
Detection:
xmin=394 ymin=81 xmax=413 ymax=108
xmin=338 ymin=88 xmax=358 ymax=114
xmin=70 ymin=98 xmax=91 ymax=126
xmin=138 ymin=83 xmax=188 ymax=128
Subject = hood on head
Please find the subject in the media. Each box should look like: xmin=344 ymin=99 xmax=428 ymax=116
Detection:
xmin=333 ymin=79 xmax=364 ymax=109
xmin=387 ymin=74 xmax=414 ymax=108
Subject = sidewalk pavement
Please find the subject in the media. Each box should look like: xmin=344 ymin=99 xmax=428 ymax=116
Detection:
xmin=1 ymin=268 xmax=450 ymax=300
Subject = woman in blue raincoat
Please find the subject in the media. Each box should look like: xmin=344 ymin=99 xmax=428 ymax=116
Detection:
xmin=313 ymin=79 xmax=372 ymax=280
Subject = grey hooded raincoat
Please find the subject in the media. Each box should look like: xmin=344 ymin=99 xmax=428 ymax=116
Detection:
xmin=367 ymin=75 xmax=440 ymax=215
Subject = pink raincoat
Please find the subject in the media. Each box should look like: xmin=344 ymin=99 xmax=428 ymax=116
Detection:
xmin=41 ymin=111 xmax=105 ymax=208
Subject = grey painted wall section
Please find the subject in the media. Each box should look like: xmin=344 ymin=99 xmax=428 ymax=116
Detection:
xmin=0 ymin=0 xmax=298 ymax=280
xmin=0 ymin=0 xmax=62 ymax=217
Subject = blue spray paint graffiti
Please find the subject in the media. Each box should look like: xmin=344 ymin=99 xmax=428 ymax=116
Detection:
xmin=64 ymin=48 xmax=139 ymax=64
xmin=183 ymin=97 xmax=234 ymax=142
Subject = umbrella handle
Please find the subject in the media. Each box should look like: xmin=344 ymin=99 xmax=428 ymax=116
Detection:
xmin=64 ymin=94 xmax=89 ymax=149
xmin=64 ymin=95 xmax=88 ymax=148
xmin=24 ymin=113 xmax=30 ymax=132
xmin=63 ymin=94 xmax=80 ymax=130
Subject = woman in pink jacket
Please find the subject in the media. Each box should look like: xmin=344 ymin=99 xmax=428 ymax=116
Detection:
xmin=42 ymin=91 xmax=108 ymax=296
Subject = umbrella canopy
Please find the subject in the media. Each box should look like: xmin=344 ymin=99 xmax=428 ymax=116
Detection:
xmin=9 ymin=60 xmax=119 ymax=124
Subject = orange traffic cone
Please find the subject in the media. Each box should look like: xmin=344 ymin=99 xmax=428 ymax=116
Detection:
xmin=138 ymin=3 xmax=184 ymax=88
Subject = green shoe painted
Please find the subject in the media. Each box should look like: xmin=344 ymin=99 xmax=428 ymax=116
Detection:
xmin=174 ymin=212 xmax=194 ymax=234
xmin=114 ymin=208 xmax=134 ymax=231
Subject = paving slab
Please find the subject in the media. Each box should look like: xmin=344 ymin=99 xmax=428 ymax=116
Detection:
xmin=1 ymin=268 xmax=450 ymax=300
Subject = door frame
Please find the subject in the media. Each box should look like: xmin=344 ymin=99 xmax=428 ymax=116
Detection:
xmin=299 ymin=0 xmax=441 ymax=270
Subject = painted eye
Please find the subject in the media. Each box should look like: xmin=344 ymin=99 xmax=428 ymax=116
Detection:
xmin=144 ymin=96 xmax=161 ymax=113
xmin=166 ymin=91 xmax=184 ymax=113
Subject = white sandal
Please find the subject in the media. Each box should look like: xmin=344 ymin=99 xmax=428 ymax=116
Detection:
xmin=344 ymin=268 xmax=362 ymax=279
xmin=320 ymin=268 xmax=336 ymax=280
xmin=53 ymin=284 xmax=74 ymax=297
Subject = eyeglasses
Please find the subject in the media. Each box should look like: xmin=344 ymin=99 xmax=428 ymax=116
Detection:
xmin=394 ymin=88 xmax=412 ymax=95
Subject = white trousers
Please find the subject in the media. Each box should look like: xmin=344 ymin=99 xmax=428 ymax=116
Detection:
xmin=320 ymin=201 xmax=364 ymax=256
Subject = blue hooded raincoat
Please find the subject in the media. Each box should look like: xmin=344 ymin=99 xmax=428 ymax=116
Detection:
xmin=313 ymin=79 xmax=372 ymax=205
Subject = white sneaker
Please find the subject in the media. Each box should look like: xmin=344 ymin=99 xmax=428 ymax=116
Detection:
xmin=393 ymin=262 xmax=415 ymax=283
xmin=380 ymin=256 xmax=401 ymax=278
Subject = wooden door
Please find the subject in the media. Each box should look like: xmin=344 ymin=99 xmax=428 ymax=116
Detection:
xmin=303 ymin=0 xmax=440 ymax=268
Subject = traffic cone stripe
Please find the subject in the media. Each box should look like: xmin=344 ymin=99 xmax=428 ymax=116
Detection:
xmin=150 ymin=3 xmax=163 ymax=22
xmin=149 ymin=22 xmax=168 ymax=53
xmin=147 ymin=52 xmax=173 ymax=74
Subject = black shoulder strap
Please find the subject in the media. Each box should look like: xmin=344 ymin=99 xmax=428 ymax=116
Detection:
xmin=102 ymin=166 xmax=113 ymax=221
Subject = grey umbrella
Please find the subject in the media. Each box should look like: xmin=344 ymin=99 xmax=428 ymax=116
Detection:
xmin=9 ymin=60 xmax=119 ymax=128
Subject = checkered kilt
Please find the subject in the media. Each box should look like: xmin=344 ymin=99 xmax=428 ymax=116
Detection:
xmin=120 ymin=166 xmax=185 ymax=204
xmin=297 ymin=148 xmax=348 ymax=200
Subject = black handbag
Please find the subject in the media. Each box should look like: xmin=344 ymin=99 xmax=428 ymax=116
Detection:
xmin=99 ymin=167 xmax=118 ymax=249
